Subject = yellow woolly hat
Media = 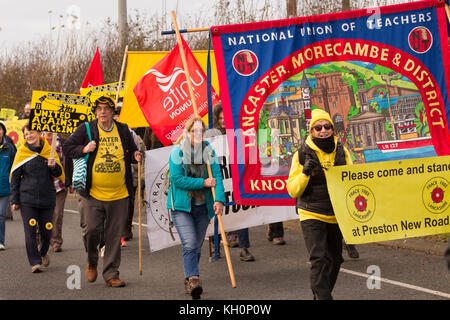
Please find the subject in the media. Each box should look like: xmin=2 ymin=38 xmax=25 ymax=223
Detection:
xmin=310 ymin=108 xmax=334 ymax=131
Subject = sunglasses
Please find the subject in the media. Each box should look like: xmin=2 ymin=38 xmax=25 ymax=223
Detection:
xmin=312 ymin=123 xmax=333 ymax=132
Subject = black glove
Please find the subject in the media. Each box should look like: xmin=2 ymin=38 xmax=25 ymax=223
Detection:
xmin=302 ymin=159 xmax=320 ymax=176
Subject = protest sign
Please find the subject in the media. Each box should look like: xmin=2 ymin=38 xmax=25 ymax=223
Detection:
xmin=0 ymin=108 xmax=16 ymax=120
xmin=3 ymin=119 xmax=28 ymax=149
xmin=80 ymin=81 xmax=125 ymax=108
xmin=211 ymin=1 xmax=450 ymax=206
xmin=144 ymin=134 xmax=297 ymax=252
xmin=30 ymin=91 xmax=95 ymax=134
xmin=327 ymin=155 xmax=450 ymax=244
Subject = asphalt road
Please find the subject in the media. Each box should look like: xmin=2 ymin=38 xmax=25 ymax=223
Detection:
xmin=0 ymin=195 xmax=449 ymax=302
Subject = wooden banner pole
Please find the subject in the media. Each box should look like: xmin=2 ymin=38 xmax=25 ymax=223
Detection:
xmin=170 ymin=10 xmax=237 ymax=288
xmin=138 ymin=158 xmax=143 ymax=275
xmin=115 ymin=45 xmax=129 ymax=106
xmin=49 ymin=132 xmax=57 ymax=160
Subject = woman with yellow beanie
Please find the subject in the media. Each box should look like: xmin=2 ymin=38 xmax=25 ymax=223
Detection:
xmin=287 ymin=108 xmax=352 ymax=300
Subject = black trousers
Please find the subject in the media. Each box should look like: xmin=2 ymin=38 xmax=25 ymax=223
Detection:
xmin=301 ymin=219 xmax=343 ymax=300
xmin=269 ymin=222 xmax=284 ymax=238
xmin=20 ymin=206 xmax=54 ymax=266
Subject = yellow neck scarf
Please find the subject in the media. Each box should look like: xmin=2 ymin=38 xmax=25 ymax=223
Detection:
xmin=10 ymin=137 xmax=65 ymax=182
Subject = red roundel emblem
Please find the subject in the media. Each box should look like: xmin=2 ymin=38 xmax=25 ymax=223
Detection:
xmin=408 ymin=26 xmax=432 ymax=54
xmin=8 ymin=132 xmax=18 ymax=145
xmin=233 ymin=50 xmax=258 ymax=76
xmin=431 ymin=187 xmax=444 ymax=204
xmin=354 ymin=195 xmax=367 ymax=212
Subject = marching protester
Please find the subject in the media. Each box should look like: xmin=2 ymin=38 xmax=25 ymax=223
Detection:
xmin=19 ymin=102 xmax=31 ymax=120
xmin=267 ymin=222 xmax=286 ymax=245
xmin=205 ymin=102 xmax=255 ymax=262
xmin=10 ymin=124 xmax=64 ymax=273
xmin=43 ymin=132 xmax=68 ymax=253
xmin=63 ymin=96 xmax=141 ymax=287
xmin=287 ymin=108 xmax=352 ymax=300
xmin=0 ymin=121 xmax=16 ymax=250
xmin=168 ymin=116 xmax=225 ymax=300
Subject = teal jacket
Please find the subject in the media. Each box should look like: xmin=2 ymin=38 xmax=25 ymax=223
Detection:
xmin=167 ymin=142 xmax=225 ymax=220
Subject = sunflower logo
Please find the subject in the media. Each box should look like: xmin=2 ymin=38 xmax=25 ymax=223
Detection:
xmin=29 ymin=219 xmax=37 ymax=227
xmin=422 ymin=177 xmax=449 ymax=214
xmin=346 ymin=185 xmax=376 ymax=223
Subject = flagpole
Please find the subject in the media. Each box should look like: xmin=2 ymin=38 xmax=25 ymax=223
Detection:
xmin=115 ymin=45 xmax=128 ymax=106
xmin=171 ymin=10 xmax=237 ymax=289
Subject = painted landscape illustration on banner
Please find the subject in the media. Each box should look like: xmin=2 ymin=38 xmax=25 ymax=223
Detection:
xmin=257 ymin=60 xmax=435 ymax=177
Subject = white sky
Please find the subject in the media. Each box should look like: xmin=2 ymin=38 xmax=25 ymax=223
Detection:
xmin=0 ymin=0 xmax=212 ymax=49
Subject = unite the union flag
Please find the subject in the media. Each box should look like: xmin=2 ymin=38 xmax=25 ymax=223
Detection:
xmin=134 ymin=35 xmax=219 ymax=146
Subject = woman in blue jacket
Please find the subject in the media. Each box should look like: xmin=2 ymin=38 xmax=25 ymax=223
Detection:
xmin=167 ymin=116 xmax=225 ymax=300
xmin=0 ymin=121 xmax=16 ymax=250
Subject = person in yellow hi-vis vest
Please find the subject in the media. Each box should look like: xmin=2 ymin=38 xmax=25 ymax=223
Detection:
xmin=63 ymin=96 xmax=142 ymax=288
xmin=287 ymin=108 xmax=352 ymax=300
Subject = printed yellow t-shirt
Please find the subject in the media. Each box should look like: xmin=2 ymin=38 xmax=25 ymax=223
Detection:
xmin=90 ymin=123 xmax=129 ymax=201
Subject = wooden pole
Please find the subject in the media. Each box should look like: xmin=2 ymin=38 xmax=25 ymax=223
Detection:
xmin=138 ymin=158 xmax=143 ymax=275
xmin=445 ymin=3 xmax=450 ymax=23
xmin=170 ymin=10 xmax=237 ymax=288
xmin=161 ymin=27 xmax=210 ymax=35
xmin=49 ymin=133 xmax=57 ymax=159
xmin=115 ymin=45 xmax=128 ymax=106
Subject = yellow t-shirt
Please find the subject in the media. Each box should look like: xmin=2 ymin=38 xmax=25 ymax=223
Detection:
xmin=90 ymin=123 xmax=129 ymax=201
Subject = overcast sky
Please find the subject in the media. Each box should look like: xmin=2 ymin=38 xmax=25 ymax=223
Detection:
xmin=0 ymin=0 xmax=212 ymax=49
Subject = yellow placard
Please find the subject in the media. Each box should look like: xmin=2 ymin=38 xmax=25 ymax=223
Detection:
xmin=3 ymin=119 xmax=28 ymax=149
xmin=30 ymin=91 xmax=95 ymax=134
xmin=0 ymin=108 xmax=16 ymax=120
xmin=120 ymin=51 xmax=218 ymax=128
xmin=80 ymin=81 xmax=125 ymax=108
xmin=326 ymin=155 xmax=450 ymax=244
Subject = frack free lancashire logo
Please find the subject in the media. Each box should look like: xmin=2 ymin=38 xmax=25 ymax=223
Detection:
xmin=422 ymin=176 xmax=449 ymax=214
xmin=346 ymin=184 xmax=376 ymax=223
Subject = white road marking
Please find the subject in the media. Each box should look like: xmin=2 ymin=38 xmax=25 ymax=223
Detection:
xmin=65 ymin=209 xmax=448 ymax=298
xmin=340 ymin=267 xmax=450 ymax=299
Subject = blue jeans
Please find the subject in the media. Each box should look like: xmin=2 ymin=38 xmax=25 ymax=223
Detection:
xmin=172 ymin=204 xmax=210 ymax=278
xmin=0 ymin=196 xmax=8 ymax=245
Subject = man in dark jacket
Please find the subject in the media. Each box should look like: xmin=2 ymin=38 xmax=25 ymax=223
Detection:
xmin=63 ymin=96 xmax=142 ymax=287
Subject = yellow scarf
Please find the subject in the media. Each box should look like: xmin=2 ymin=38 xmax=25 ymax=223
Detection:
xmin=10 ymin=137 xmax=65 ymax=182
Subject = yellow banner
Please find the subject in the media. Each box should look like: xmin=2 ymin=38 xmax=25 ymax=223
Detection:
xmin=0 ymin=108 xmax=16 ymax=120
xmin=120 ymin=51 xmax=219 ymax=128
xmin=326 ymin=156 xmax=450 ymax=244
xmin=80 ymin=81 xmax=125 ymax=108
xmin=30 ymin=91 xmax=95 ymax=134
xmin=3 ymin=119 xmax=28 ymax=149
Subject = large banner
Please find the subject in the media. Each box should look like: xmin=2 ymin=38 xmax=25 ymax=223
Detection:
xmin=144 ymin=135 xmax=296 ymax=252
xmin=30 ymin=91 xmax=95 ymax=134
xmin=212 ymin=0 xmax=450 ymax=206
xmin=327 ymin=155 xmax=450 ymax=244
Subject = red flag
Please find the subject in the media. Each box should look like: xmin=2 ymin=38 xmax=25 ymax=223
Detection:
xmin=81 ymin=48 xmax=104 ymax=89
xmin=133 ymin=36 xmax=219 ymax=146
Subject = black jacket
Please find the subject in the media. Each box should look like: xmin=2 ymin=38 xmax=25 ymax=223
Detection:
xmin=10 ymin=142 xmax=62 ymax=209
xmin=296 ymin=142 xmax=347 ymax=216
xmin=62 ymin=119 xmax=138 ymax=199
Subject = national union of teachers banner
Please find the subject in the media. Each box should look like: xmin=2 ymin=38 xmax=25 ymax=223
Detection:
xmin=211 ymin=0 xmax=450 ymax=206
xmin=326 ymin=155 xmax=450 ymax=244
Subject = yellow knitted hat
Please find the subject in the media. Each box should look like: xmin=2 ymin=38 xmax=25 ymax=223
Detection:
xmin=310 ymin=108 xmax=334 ymax=131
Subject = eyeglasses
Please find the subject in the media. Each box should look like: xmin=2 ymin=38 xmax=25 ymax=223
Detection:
xmin=312 ymin=123 xmax=333 ymax=132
